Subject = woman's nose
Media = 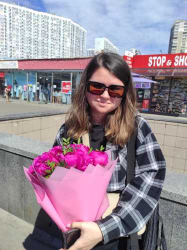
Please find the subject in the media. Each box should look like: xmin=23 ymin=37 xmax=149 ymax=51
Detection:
xmin=100 ymin=88 xmax=110 ymax=98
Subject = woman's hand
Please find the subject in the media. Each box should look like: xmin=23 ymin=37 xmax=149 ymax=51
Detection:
xmin=63 ymin=221 xmax=103 ymax=250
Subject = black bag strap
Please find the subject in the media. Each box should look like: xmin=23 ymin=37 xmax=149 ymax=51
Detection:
xmin=126 ymin=125 xmax=167 ymax=250
xmin=157 ymin=216 xmax=167 ymax=250
xmin=127 ymin=130 xmax=138 ymax=184
xmin=126 ymin=129 xmax=139 ymax=250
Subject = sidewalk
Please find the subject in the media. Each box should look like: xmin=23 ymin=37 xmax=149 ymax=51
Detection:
xmin=0 ymin=97 xmax=71 ymax=116
xmin=0 ymin=208 xmax=61 ymax=250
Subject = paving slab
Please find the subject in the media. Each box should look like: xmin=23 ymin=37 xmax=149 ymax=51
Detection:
xmin=0 ymin=97 xmax=70 ymax=118
xmin=0 ymin=208 xmax=62 ymax=250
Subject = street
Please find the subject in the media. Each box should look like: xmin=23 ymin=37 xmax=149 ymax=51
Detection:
xmin=0 ymin=97 xmax=70 ymax=117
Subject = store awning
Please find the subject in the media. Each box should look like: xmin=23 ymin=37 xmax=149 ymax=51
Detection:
xmin=132 ymin=77 xmax=156 ymax=83
xmin=18 ymin=58 xmax=91 ymax=70
xmin=132 ymin=68 xmax=187 ymax=77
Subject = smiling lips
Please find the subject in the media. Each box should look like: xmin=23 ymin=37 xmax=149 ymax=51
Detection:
xmin=96 ymin=101 xmax=110 ymax=106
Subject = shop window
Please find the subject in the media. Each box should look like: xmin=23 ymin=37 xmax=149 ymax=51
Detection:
xmin=150 ymin=78 xmax=187 ymax=116
xmin=152 ymin=79 xmax=171 ymax=114
xmin=168 ymin=79 xmax=187 ymax=115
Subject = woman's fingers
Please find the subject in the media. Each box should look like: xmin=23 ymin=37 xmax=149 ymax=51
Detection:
xmin=70 ymin=222 xmax=84 ymax=230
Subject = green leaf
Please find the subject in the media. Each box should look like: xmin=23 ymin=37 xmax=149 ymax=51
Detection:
xmin=62 ymin=137 xmax=71 ymax=146
xmin=77 ymin=137 xmax=81 ymax=144
xmin=59 ymin=161 xmax=65 ymax=167
xmin=89 ymin=147 xmax=93 ymax=153
xmin=45 ymin=174 xmax=50 ymax=179
xmin=67 ymin=147 xmax=73 ymax=153
xmin=100 ymin=145 xmax=105 ymax=151
xmin=63 ymin=148 xmax=67 ymax=155
xmin=45 ymin=170 xmax=51 ymax=174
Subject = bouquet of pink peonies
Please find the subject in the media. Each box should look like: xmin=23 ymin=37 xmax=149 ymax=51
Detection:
xmin=24 ymin=138 xmax=117 ymax=232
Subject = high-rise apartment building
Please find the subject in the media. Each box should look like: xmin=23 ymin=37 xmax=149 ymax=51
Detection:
xmin=87 ymin=48 xmax=95 ymax=57
xmin=168 ymin=20 xmax=187 ymax=54
xmin=94 ymin=38 xmax=119 ymax=54
xmin=0 ymin=2 xmax=87 ymax=59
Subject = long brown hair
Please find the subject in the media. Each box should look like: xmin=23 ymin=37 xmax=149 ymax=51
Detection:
xmin=65 ymin=52 xmax=137 ymax=147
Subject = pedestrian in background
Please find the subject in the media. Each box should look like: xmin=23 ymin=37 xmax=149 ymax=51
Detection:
xmin=5 ymin=86 xmax=11 ymax=102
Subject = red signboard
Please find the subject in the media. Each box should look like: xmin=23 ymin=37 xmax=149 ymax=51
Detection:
xmin=0 ymin=72 xmax=5 ymax=78
xmin=142 ymin=100 xmax=150 ymax=111
xmin=61 ymin=81 xmax=71 ymax=93
xmin=132 ymin=53 xmax=187 ymax=69
xmin=123 ymin=55 xmax=133 ymax=68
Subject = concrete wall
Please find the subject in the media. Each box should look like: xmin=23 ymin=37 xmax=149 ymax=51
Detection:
xmin=143 ymin=115 xmax=187 ymax=175
xmin=0 ymin=114 xmax=66 ymax=143
xmin=1 ymin=112 xmax=187 ymax=174
xmin=0 ymin=132 xmax=187 ymax=250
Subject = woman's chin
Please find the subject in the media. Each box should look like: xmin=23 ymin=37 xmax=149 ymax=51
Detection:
xmin=93 ymin=106 xmax=114 ymax=115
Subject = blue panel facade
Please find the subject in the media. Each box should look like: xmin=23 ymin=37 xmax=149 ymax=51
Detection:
xmin=4 ymin=71 xmax=37 ymax=100
xmin=5 ymin=71 xmax=37 ymax=86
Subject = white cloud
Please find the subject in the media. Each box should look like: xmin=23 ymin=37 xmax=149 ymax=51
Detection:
xmin=2 ymin=0 xmax=187 ymax=55
xmin=42 ymin=0 xmax=187 ymax=55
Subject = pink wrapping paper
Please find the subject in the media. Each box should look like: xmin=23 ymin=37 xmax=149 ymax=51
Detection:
xmin=24 ymin=154 xmax=117 ymax=232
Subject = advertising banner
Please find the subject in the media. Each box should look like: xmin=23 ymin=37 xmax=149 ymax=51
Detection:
xmin=133 ymin=53 xmax=187 ymax=69
xmin=0 ymin=72 xmax=5 ymax=78
xmin=142 ymin=100 xmax=150 ymax=111
xmin=0 ymin=61 xmax=18 ymax=69
xmin=123 ymin=55 xmax=133 ymax=68
xmin=135 ymin=82 xmax=151 ymax=89
xmin=61 ymin=81 xmax=71 ymax=94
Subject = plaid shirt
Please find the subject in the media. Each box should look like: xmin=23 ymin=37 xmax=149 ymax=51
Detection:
xmin=53 ymin=116 xmax=166 ymax=244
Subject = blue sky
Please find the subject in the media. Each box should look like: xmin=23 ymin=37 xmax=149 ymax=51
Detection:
xmin=1 ymin=0 xmax=187 ymax=55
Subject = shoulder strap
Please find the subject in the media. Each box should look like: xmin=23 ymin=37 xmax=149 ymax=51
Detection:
xmin=127 ymin=130 xmax=138 ymax=184
xmin=82 ymin=133 xmax=90 ymax=147
xmin=127 ymin=129 xmax=140 ymax=250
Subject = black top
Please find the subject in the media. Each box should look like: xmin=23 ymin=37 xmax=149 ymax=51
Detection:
xmin=90 ymin=124 xmax=107 ymax=150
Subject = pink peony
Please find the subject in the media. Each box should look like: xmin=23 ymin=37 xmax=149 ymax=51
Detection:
xmin=49 ymin=146 xmax=67 ymax=163
xmin=31 ymin=153 xmax=55 ymax=176
xmin=56 ymin=153 xmax=65 ymax=162
xmin=49 ymin=146 xmax=63 ymax=155
xmin=41 ymin=152 xmax=59 ymax=164
xmin=28 ymin=142 xmax=109 ymax=177
xmin=89 ymin=151 xmax=108 ymax=166
xmin=71 ymin=144 xmax=90 ymax=154
xmin=64 ymin=152 xmax=78 ymax=168
xmin=77 ymin=154 xmax=93 ymax=171
xmin=28 ymin=165 xmax=35 ymax=175
xmin=37 ymin=163 xmax=51 ymax=176
xmin=82 ymin=154 xmax=93 ymax=166
xmin=49 ymin=147 xmax=65 ymax=163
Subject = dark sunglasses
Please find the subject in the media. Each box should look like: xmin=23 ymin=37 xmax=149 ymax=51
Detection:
xmin=87 ymin=81 xmax=125 ymax=98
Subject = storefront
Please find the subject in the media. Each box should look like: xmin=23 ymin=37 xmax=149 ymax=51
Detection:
xmin=37 ymin=71 xmax=74 ymax=103
xmin=4 ymin=71 xmax=37 ymax=100
xmin=0 ymin=58 xmax=89 ymax=103
xmin=132 ymin=53 xmax=187 ymax=116
xmin=2 ymin=55 xmax=186 ymax=114
xmin=135 ymin=82 xmax=152 ymax=112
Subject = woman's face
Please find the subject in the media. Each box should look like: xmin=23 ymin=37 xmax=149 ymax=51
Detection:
xmin=86 ymin=67 xmax=124 ymax=117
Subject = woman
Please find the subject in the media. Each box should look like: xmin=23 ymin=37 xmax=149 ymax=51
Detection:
xmin=53 ymin=53 xmax=166 ymax=250
xmin=5 ymin=86 xmax=11 ymax=102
